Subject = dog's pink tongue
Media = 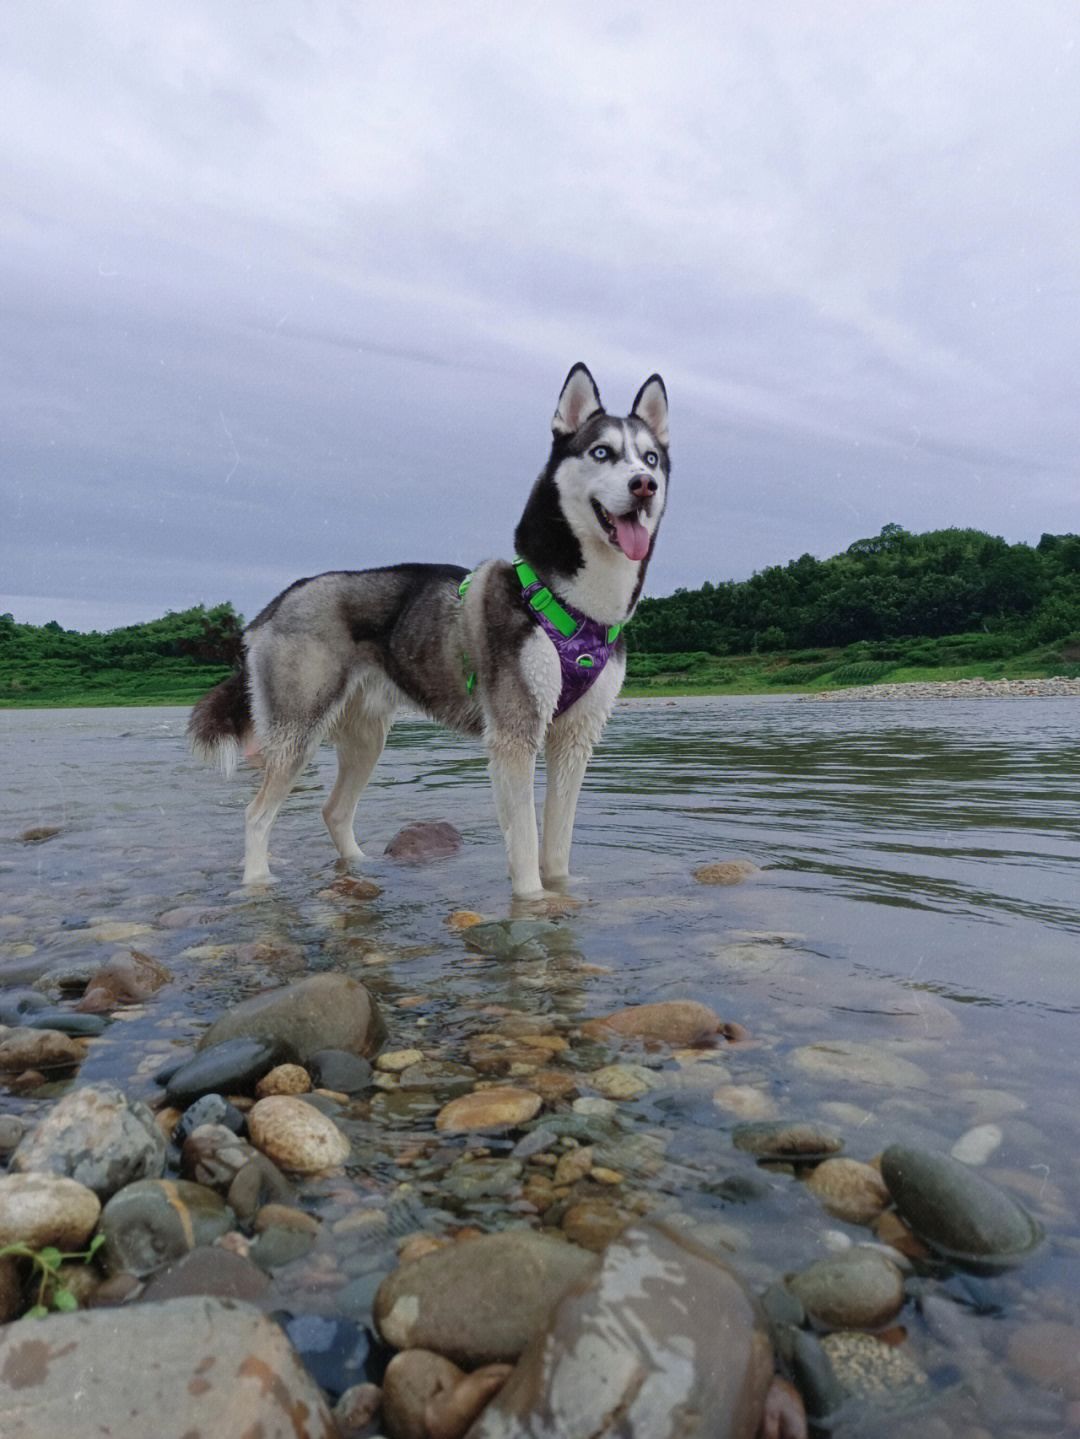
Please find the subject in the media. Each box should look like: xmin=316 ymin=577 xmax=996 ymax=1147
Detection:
xmin=613 ymin=513 xmax=651 ymax=561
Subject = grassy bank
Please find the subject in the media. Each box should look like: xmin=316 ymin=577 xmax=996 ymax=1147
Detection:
xmin=621 ymin=641 xmax=1080 ymax=697
xmin=3 ymin=645 xmax=1078 ymax=709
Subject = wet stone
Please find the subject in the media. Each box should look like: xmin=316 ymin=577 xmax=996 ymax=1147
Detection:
xmin=307 ymin=1048 xmax=373 ymax=1094
xmin=0 ymin=989 xmax=50 ymax=1024
xmin=590 ymin=1063 xmax=664 ymax=1101
xmin=398 ymin=1059 xmax=477 ymax=1094
xmin=165 ymin=1035 xmax=298 ymax=1104
xmin=435 ymin=1087 xmax=542 ymax=1134
xmin=786 ymin=1250 xmax=906 ymax=1330
xmin=250 ymin=1224 xmax=318 ymax=1270
xmin=467 ymin=1223 xmax=774 ymax=1439
xmin=881 ymin=1144 xmax=1043 ymax=1271
xmin=99 ymin=1177 xmax=235 ymax=1276
xmin=736 ymin=1116 xmax=845 ymax=1162
xmin=692 ymin=859 xmax=761 ymax=885
xmin=77 ymin=949 xmax=171 ymax=1012
xmin=26 ymin=1008 xmax=109 ymax=1037
xmin=374 ymin=1229 xmax=597 ymax=1366
xmin=790 ymin=1041 xmax=928 ymax=1090
xmin=385 ymin=819 xmax=463 ymax=860
xmin=12 ymin=1081 xmax=166 ymax=1199
xmin=138 ymin=1245 xmax=272 ymax=1305
xmin=0 ymin=1027 xmax=89 ymax=1076
xmin=197 ymin=972 xmax=385 ymax=1062
xmin=803 ymin=1158 xmax=890 ymax=1226
xmin=820 ymin=1331 xmax=932 ymax=1412
xmin=248 ymin=1094 xmax=351 ymax=1173
xmin=0 ymin=1172 xmax=101 ymax=1251
xmin=172 ymin=1092 xmax=245 ymax=1148
xmin=443 ymin=1157 xmax=523 ymax=1201
xmin=581 ymin=1000 xmax=725 ymax=1049
xmin=462 ymin=919 xmax=562 ymax=960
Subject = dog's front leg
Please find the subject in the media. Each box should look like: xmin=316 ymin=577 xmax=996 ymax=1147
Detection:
xmin=540 ymin=725 xmax=594 ymax=883
xmin=489 ymin=743 xmax=544 ymax=897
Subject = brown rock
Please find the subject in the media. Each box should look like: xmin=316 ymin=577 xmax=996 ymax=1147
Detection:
xmin=692 ymin=860 xmax=760 ymax=885
xmin=786 ymin=1251 xmax=905 ymax=1329
xmin=435 ymin=1088 xmax=542 ymax=1135
xmin=375 ymin=1230 xmax=597 ymax=1367
xmin=560 ymin=1199 xmax=632 ymax=1252
xmin=385 ymin=821 xmax=463 ymax=861
xmin=76 ymin=950 xmax=171 ymax=1012
xmin=0 ymin=1028 xmax=88 ymax=1074
xmin=803 ymin=1158 xmax=890 ymax=1226
xmin=0 ymin=1173 xmax=101 ymax=1251
xmin=429 ymin=1365 xmax=513 ymax=1439
xmin=334 ymin=1382 xmax=383 ymax=1437
xmin=383 ymin=1349 xmax=465 ymax=1439
xmin=248 ymin=1095 xmax=351 ymax=1173
xmin=581 ymin=1000 xmax=724 ymax=1049
xmin=255 ymin=1063 xmax=313 ymax=1097
xmin=524 ymin=1071 xmax=578 ymax=1104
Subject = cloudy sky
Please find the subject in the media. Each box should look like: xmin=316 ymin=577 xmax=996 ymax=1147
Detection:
xmin=3 ymin=1 xmax=1078 ymax=630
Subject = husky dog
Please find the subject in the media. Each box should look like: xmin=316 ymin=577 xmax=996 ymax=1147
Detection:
xmin=188 ymin=364 xmax=669 ymax=896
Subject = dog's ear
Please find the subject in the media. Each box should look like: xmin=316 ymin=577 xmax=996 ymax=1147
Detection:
xmin=631 ymin=375 xmax=669 ymax=447
xmin=552 ymin=364 xmax=604 ymax=436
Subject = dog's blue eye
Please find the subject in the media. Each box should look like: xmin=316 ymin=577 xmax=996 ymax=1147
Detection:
xmin=590 ymin=445 xmax=609 ymax=461
xmin=644 ymin=452 xmax=658 ymax=468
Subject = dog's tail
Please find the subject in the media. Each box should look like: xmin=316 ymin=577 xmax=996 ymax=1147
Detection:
xmin=187 ymin=666 xmax=253 ymax=779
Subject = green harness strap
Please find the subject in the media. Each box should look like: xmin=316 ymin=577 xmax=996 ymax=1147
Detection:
xmin=458 ymin=560 xmax=624 ymax=695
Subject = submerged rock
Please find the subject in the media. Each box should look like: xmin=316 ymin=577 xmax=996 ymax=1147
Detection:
xmin=165 ymin=1036 xmax=297 ymax=1104
xmin=197 ymin=972 xmax=385 ymax=1061
xmin=581 ymin=1000 xmax=725 ymax=1049
xmin=733 ymin=1121 xmax=843 ymax=1163
xmin=466 ymin=1223 xmax=774 ymax=1439
xmin=880 ymin=1144 xmax=1043 ymax=1271
xmin=786 ymin=1250 xmax=905 ymax=1330
xmin=385 ymin=820 xmax=463 ymax=860
xmin=374 ymin=1229 xmax=597 ymax=1367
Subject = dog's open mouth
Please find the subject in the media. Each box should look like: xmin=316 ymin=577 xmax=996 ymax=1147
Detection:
xmin=592 ymin=500 xmax=651 ymax=562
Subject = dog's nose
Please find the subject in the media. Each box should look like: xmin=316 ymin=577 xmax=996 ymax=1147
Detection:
xmin=629 ymin=473 xmax=658 ymax=499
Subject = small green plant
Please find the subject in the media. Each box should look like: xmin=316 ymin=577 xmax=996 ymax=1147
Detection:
xmin=0 ymin=1233 xmax=106 ymax=1318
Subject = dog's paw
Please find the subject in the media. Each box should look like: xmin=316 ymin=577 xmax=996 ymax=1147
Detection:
xmin=242 ymin=869 xmax=279 ymax=887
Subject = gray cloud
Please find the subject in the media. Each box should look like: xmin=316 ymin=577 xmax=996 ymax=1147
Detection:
xmin=2 ymin=0 xmax=1078 ymax=629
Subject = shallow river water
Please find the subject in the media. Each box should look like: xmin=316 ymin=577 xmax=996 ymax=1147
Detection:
xmin=2 ymin=696 xmax=1080 ymax=1436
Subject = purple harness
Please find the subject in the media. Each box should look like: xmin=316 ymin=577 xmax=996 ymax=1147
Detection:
xmin=458 ymin=559 xmax=625 ymax=719
xmin=517 ymin=571 xmax=623 ymax=718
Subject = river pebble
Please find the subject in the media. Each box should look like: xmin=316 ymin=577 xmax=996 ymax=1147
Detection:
xmin=197 ymin=971 xmax=385 ymax=1062
xmin=0 ymin=1172 xmax=101 ymax=1250
xmin=589 ymin=1063 xmax=663 ymax=1100
xmin=385 ymin=820 xmax=463 ymax=859
xmin=1006 ymin=1320 xmax=1080 ymax=1398
xmin=881 ymin=1144 xmax=1043 ymax=1270
xmin=790 ymin=1041 xmax=928 ymax=1090
xmin=0 ymin=1027 xmax=88 ymax=1076
xmin=256 ymin=1062 xmax=313 ymax=1096
xmin=949 ymin=1123 xmax=1003 ymax=1166
xmin=0 ymin=1297 xmax=338 ymax=1438
xmin=248 ymin=1095 xmax=351 ymax=1172
xmin=692 ymin=860 xmax=761 ymax=885
xmin=803 ymin=1158 xmax=891 ymax=1225
xmin=12 ymin=1081 xmax=166 ymax=1198
xmin=733 ymin=1120 xmax=843 ymax=1162
xmin=99 ymin=1177 xmax=235 ymax=1275
xmin=580 ymin=1000 xmax=726 ymax=1048
xmin=374 ymin=1229 xmax=596 ymax=1366
xmin=165 ymin=1035 xmax=298 ymax=1104
xmin=435 ymin=1087 xmax=542 ymax=1134
xmin=786 ymin=1250 xmax=906 ymax=1329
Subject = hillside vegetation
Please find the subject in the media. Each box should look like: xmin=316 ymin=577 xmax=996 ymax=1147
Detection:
xmin=2 ymin=526 xmax=1079 ymax=706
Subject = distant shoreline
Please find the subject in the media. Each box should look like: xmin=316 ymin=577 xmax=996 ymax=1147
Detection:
xmin=799 ymin=676 xmax=1080 ymax=700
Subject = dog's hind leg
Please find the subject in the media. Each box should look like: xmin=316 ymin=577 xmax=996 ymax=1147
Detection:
xmin=323 ymin=702 xmax=394 ymax=862
xmin=243 ymin=746 xmax=314 ymax=885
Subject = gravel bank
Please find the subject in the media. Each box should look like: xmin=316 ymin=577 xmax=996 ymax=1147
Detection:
xmin=802 ymin=675 xmax=1080 ymax=701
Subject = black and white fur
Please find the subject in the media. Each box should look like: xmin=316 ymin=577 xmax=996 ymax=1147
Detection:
xmin=188 ymin=364 xmax=669 ymax=896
